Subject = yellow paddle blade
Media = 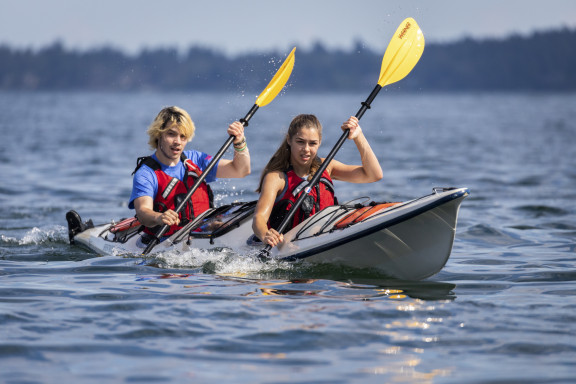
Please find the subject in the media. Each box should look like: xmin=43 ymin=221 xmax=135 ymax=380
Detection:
xmin=255 ymin=47 xmax=296 ymax=107
xmin=378 ymin=18 xmax=425 ymax=87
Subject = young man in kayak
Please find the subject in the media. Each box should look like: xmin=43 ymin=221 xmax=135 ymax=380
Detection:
xmin=252 ymin=114 xmax=383 ymax=247
xmin=130 ymin=106 xmax=250 ymax=241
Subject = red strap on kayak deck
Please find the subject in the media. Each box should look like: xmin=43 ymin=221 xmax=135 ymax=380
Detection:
xmin=334 ymin=203 xmax=400 ymax=229
xmin=109 ymin=217 xmax=141 ymax=233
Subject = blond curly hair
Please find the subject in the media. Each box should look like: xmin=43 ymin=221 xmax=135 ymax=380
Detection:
xmin=147 ymin=106 xmax=195 ymax=150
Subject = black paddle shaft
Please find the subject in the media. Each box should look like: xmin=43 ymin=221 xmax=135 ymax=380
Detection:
xmin=259 ymin=84 xmax=383 ymax=257
xmin=142 ymin=104 xmax=259 ymax=255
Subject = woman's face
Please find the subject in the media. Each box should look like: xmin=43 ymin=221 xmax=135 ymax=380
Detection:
xmin=287 ymin=126 xmax=321 ymax=171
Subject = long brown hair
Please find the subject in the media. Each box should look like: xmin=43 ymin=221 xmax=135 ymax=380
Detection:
xmin=256 ymin=114 xmax=323 ymax=192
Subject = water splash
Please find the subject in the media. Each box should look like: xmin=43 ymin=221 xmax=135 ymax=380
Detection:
xmin=150 ymin=247 xmax=292 ymax=277
xmin=1 ymin=226 xmax=68 ymax=245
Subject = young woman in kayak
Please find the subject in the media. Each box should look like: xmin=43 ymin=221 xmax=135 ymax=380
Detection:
xmin=130 ymin=106 xmax=250 ymax=240
xmin=252 ymin=114 xmax=383 ymax=247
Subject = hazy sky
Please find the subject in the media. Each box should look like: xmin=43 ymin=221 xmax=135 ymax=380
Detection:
xmin=2 ymin=0 xmax=575 ymax=55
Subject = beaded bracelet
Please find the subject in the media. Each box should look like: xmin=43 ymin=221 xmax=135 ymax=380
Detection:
xmin=234 ymin=143 xmax=248 ymax=152
xmin=233 ymin=138 xmax=246 ymax=148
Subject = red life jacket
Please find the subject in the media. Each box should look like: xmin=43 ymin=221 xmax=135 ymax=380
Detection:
xmin=134 ymin=154 xmax=214 ymax=237
xmin=268 ymin=168 xmax=336 ymax=233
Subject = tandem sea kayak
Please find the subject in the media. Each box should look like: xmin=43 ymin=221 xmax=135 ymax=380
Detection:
xmin=66 ymin=187 xmax=469 ymax=280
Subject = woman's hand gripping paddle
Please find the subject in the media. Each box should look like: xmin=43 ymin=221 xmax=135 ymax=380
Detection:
xmin=258 ymin=18 xmax=424 ymax=259
xmin=142 ymin=47 xmax=296 ymax=255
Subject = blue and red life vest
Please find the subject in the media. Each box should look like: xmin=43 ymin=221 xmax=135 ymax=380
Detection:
xmin=133 ymin=154 xmax=213 ymax=237
xmin=268 ymin=168 xmax=336 ymax=233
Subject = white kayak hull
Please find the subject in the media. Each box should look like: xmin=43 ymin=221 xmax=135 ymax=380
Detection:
xmin=67 ymin=187 xmax=469 ymax=280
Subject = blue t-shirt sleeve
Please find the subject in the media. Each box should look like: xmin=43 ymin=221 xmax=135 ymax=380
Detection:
xmin=129 ymin=166 xmax=158 ymax=209
xmin=185 ymin=150 xmax=219 ymax=183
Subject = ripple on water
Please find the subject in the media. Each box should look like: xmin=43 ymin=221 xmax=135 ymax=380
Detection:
xmin=458 ymin=224 xmax=529 ymax=247
xmin=513 ymin=204 xmax=570 ymax=218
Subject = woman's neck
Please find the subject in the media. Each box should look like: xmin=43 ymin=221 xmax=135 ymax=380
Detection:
xmin=290 ymin=163 xmax=311 ymax=179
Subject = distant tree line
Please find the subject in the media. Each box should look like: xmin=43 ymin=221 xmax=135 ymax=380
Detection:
xmin=1 ymin=28 xmax=575 ymax=92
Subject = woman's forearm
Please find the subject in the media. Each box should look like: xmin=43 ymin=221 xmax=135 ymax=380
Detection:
xmin=354 ymin=131 xmax=383 ymax=182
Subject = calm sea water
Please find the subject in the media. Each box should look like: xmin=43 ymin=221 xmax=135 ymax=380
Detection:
xmin=1 ymin=90 xmax=575 ymax=383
